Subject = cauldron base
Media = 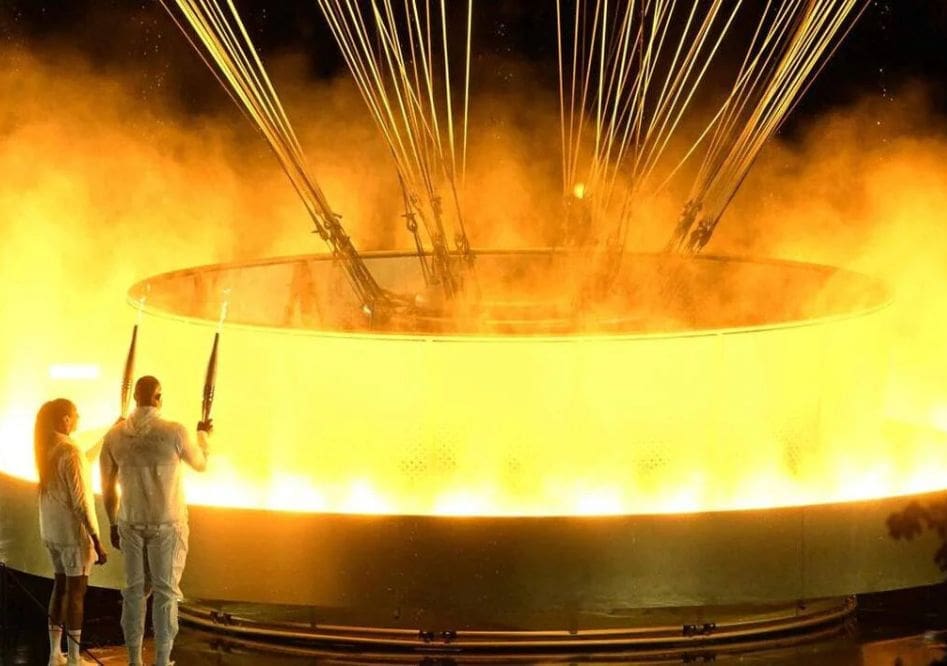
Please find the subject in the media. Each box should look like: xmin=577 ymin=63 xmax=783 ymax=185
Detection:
xmin=179 ymin=596 xmax=855 ymax=654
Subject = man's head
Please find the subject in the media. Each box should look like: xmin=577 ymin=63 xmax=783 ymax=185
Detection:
xmin=134 ymin=375 xmax=163 ymax=408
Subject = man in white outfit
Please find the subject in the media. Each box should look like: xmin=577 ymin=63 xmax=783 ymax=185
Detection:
xmin=100 ymin=376 xmax=211 ymax=666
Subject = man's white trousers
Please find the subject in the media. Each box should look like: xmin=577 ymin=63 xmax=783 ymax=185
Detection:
xmin=118 ymin=523 xmax=189 ymax=664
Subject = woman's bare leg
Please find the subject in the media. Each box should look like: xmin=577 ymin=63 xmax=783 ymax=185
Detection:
xmin=48 ymin=573 xmax=67 ymax=625
xmin=63 ymin=575 xmax=88 ymax=663
xmin=47 ymin=574 xmax=67 ymax=661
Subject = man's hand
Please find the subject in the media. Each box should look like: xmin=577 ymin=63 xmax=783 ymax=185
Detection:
xmin=110 ymin=525 xmax=121 ymax=551
xmin=197 ymin=419 xmax=214 ymax=435
xmin=92 ymin=535 xmax=108 ymax=565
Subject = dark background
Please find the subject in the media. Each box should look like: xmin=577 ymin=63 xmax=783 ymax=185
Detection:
xmin=0 ymin=0 xmax=944 ymax=132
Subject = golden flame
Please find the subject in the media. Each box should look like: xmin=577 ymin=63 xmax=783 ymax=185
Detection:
xmin=2 ymin=317 xmax=946 ymax=518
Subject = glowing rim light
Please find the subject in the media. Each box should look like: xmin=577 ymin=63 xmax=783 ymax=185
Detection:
xmin=342 ymin=480 xmax=388 ymax=514
xmin=433 ymin=490 xmax=494 ymax=516
xmin=573 ymin=486 xmax=624 ymax=516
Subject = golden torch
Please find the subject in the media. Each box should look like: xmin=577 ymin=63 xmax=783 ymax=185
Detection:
xmin=201 ymin=331 xmax=219 ymax=423
xmin=120 ymin=324 xmax=138 ymax=418
xmin=202 ymin=291 xmax=230 ymax=423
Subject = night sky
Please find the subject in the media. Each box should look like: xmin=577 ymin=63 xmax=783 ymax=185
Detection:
xmin=0 ymin=1 xmax=945 ymax=133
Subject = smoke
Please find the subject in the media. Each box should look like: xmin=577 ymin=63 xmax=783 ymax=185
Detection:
xmin=711 ymin=84 xmax=947 ymax=425
xmin=0 ymin=43 xmax=569 ymax=463
xmin=0 ymin=46 xmax=390 ymax=447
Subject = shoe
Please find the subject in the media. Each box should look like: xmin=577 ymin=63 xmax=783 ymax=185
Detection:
xmin=66 ymin=657 xmax=98 ymax=666
xmin=48 ymin=652 xmax=67 ymax=666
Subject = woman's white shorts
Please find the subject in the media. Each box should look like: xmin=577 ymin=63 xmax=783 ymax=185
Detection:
xmin=45 ymin=541 xmax=94 ymax=577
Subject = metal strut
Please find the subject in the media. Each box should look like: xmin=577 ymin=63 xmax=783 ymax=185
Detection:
xmin=667 ymin=199 xmax=703 ymax=254
xmin=307 ymin=206 xmax=395 ymax=316
xmin=428 ymin=195 xmax=462 ymax=298
xmin=399 ymin=174 xmax=433 ymax=287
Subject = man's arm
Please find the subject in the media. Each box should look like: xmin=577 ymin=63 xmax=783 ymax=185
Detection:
xmin=179 ymin=423 xmax=210 ymax=472
xmin=100 ymin=439 xmax=122 ymax=550
xmin=100 ymin=440 xmax=120 ymax=525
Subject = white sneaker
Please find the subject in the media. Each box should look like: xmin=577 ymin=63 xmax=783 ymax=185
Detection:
xmin=48 ymin=652 xmax=67 ymax=666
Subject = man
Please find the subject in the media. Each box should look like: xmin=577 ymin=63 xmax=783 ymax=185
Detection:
xmin=101 ymin=376 xmax=211 ymax=666
xmin=36 ymin=398 xmax=108 ymax=666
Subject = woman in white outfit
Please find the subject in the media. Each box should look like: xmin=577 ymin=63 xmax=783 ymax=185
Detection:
xmin=35 ymin=398 xmax=108 ymax=666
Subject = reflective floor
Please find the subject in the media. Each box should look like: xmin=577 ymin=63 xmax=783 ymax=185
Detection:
xmin=2 ymin=571 xmax=946 ymax=665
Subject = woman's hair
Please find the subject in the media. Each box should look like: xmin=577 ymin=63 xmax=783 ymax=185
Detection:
xmin=34 ymin=398 xmax=76 ymax=494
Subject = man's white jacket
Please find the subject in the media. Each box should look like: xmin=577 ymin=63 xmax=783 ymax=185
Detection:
xmin=101 ymin=407 xmax=208 ymax=526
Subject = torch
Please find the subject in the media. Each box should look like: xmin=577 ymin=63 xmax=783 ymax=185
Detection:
xmin=201 ymin=290 xmax=230 ymax=424
xmin=120 ymin=325 xmax=138 ymax=418
xmin=201 ymin=333 xmax=219 ymax=423
xmin=121 ymin=291 xmax=149 ymax=418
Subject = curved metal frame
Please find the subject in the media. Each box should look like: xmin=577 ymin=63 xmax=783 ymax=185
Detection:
xmin=127 ymin=250 xmax=891 ymax=335
xmin=178 ymin=596 xmax=856 ymax=652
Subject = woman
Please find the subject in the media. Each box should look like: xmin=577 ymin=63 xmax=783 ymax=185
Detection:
xmin=35 ymin=399 xmax=108 ymax=666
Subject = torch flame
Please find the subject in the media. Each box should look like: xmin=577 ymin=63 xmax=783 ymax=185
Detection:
xmin=135 ymin=285 xmax=150 ymax=326
xmin=217 ymin=288 xmax=232 ymax=333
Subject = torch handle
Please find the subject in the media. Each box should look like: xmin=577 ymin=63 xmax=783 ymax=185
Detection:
xmin=120 ymin=325 xmax=138 ymax=418
xmin=201 ymin=332 xmax=220 ymax=423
